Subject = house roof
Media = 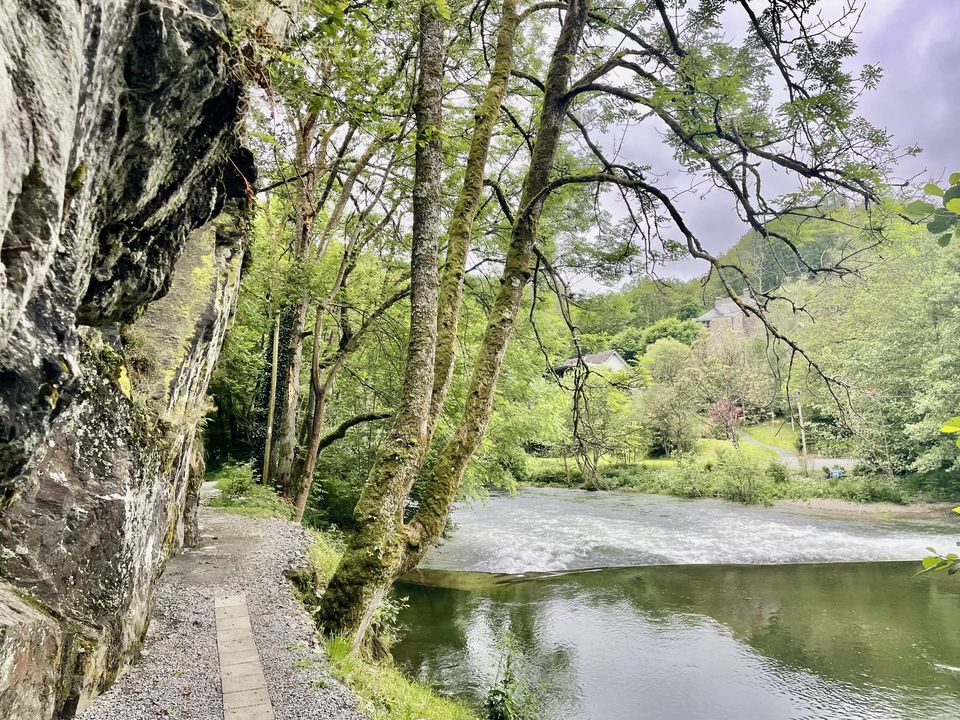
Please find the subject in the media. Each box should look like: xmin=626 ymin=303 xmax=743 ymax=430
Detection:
xmin=555 ymin=349 xmax=626 ymax=370
xmin=696 ymin=295 xmax=757 ymax=323
xmin=696 ymin=307 xmax=723 ymax=322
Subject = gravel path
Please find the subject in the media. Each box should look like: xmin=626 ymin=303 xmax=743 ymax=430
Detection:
xmin=78 ymin=508 xmax=366 ymax=720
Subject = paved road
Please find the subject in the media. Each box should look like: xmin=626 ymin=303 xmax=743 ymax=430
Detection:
xmin=739 ymin=432 xmax=858 ymax=473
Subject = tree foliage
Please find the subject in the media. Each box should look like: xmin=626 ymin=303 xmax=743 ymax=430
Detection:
xmin=211 ymin=0 xmax=908 ymax=643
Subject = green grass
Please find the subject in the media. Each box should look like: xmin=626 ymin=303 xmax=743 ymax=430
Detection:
xmin=697 ymin=438 xmax=778 ymax=465
xmin=207 ymin=462 xmax=294 ymax=519
xmin=743 ymin=420 xmax=800 ymax=453
xmin=325 ymin=636 xmax=478 ymax=720
xmin=298 ymin=533 xmax=480 ymax=720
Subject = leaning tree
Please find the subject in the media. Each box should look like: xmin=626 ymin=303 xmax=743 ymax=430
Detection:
xmin=316 ymin=0 xmax=901 ymax=644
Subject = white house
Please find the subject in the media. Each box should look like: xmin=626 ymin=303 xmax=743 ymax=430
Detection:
xmin=553 ymin=350 xmax=629 ymax=376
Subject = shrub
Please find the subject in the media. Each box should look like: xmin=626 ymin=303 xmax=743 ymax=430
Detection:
xmin=766 ymin=461 xmax=789 ymax=484
xmin=210 ymin=461 xmax=255 ymax=497
xmin=208 ymin=462 xmax=294 ymax=519
xmin=309 ymin=474 xmax=364 ymax=530
xmin=485 ymin=635 xmax=541 ymax=720
xmin=525 ymin=466 xmax=583 ymax=486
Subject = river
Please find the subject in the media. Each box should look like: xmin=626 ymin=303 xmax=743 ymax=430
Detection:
xmin=392 ymin=488 xmax=960 ymax=720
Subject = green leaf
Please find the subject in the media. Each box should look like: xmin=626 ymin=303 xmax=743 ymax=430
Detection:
xmin=250 ymin=131 xmax=281 ymax=147
xmin=928 ymin=209 xmax=956 ymax=234
xmin=925 ymin=183 xmax=944 ymax=197
xmin=947 ymin=198 xmax=960 ymax=214
xmin=950 ymin=172 xmax=960 ymax=186
xmin=916 ymin=557 xmax=950 ymax=575
xmin=940 ymin=416 xmax=960 ymax=433
xmin=904 ymin=200 xmax=936 ymax=217
xmin=953 ymin=507 xmax=960 ymax=514
xmin=937 ymin=234 xmax=952 ymax=247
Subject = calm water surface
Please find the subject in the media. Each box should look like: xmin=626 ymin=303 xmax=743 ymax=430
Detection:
xmin=392 ymin=488 xmax=960 ymax=720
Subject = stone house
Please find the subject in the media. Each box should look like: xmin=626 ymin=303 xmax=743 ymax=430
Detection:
xmin=695 ymin=296 xmax=762 ymax=335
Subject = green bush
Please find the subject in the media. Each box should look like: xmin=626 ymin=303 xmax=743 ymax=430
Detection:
xmin=898 ymin=470 xmax=960 ymax=501
xmin=210 ymin=461 xmax=255 ymax=497
xmin=525 ymin=466 xmax=583 ymax=486
xmin=309 ymin=474 xmax=364 ymax=530
xmin=485 ymin=635 xmax=541 ymax=720
xmin=767 ymin=461 xmax=789 ymax=484
xmin=208 ymin=462 xmax=294 ymax=519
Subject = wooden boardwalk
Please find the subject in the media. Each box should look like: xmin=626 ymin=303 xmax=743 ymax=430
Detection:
xmin=215 ymin=594 xmax=275 ymax=720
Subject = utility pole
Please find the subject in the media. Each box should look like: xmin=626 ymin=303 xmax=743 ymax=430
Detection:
xmin=794 ymin=390 xmax=809 ymax=475
xmin=262 ymin=311 xmax=281 ymax=484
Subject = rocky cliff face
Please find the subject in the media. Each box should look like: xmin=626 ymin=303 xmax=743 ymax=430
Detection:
xmin=0 ymin=0 xmax=285 ymax=716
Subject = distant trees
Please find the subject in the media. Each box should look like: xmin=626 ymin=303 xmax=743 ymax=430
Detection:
xmin=612 ymin=318 xmax=702 ymax=361
xmin=638 ymin=339 xmax=700 ymax=456
xmin=576 ymin=283 xmax=705 ymax=356
xmin=629 ymin=323 xmax=780 ymax=457
xmin=784 ymin=187 xmax=960 ymax=478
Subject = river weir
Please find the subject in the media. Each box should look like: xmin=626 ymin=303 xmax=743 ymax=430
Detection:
xmin=393 ymin=489 xmax=960 ymax=720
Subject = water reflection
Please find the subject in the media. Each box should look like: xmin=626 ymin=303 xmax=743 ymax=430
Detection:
xmin=393 ymin=563 xmax=960 ymax=720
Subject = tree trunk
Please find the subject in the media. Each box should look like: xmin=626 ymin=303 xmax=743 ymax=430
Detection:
xmin=293 ymin=410 xmax=391 ymax=522
xmin=428 ymin=0 xmax=519 ymax=431
xmin=407 ymin=0 xmax=589 ymax=562
xmin=274 ymin=299 xmax=308 ymax=495
xmin=293 ymin=282 xmax=411 ymax=522
xmin=262 ymin=311 xmax=281 ymax=484
xmin=273 ymin=116 xmax=321 ymax=495
xmin=293 ymin=303 xmax=335 ymax=522
xmin=319 ymin=0 xmax=589 ymax=647
xmin=318 ymin=0 xmax=446 ymax=644
xmin=183 ymin=430 xmax=206 ymax=548
xmin=275 ymin=136 xmax=380 ymax=496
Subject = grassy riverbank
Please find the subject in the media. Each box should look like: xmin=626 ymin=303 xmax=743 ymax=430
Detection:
xmin=301 ymin=532 xmax=479 ymax=720
xmin=524 ymin=446 xmax=959 ymax=506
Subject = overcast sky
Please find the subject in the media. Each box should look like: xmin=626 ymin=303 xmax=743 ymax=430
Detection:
xmin=572 ymin=0 xmax=960 ymax=289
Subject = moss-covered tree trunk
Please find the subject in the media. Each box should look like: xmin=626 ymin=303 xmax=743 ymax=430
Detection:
xmin=406 ymin=0 xmax=589 ymax=567
xmin=318 ymin=0 xmax=446 ymax=643
xmin=319 ymin=0 xmax=589 ymax=646
xmin=273 ymin=115 xmax=321 ymax=496
xmin=427 ymin=0 xmax=519 ymax=432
